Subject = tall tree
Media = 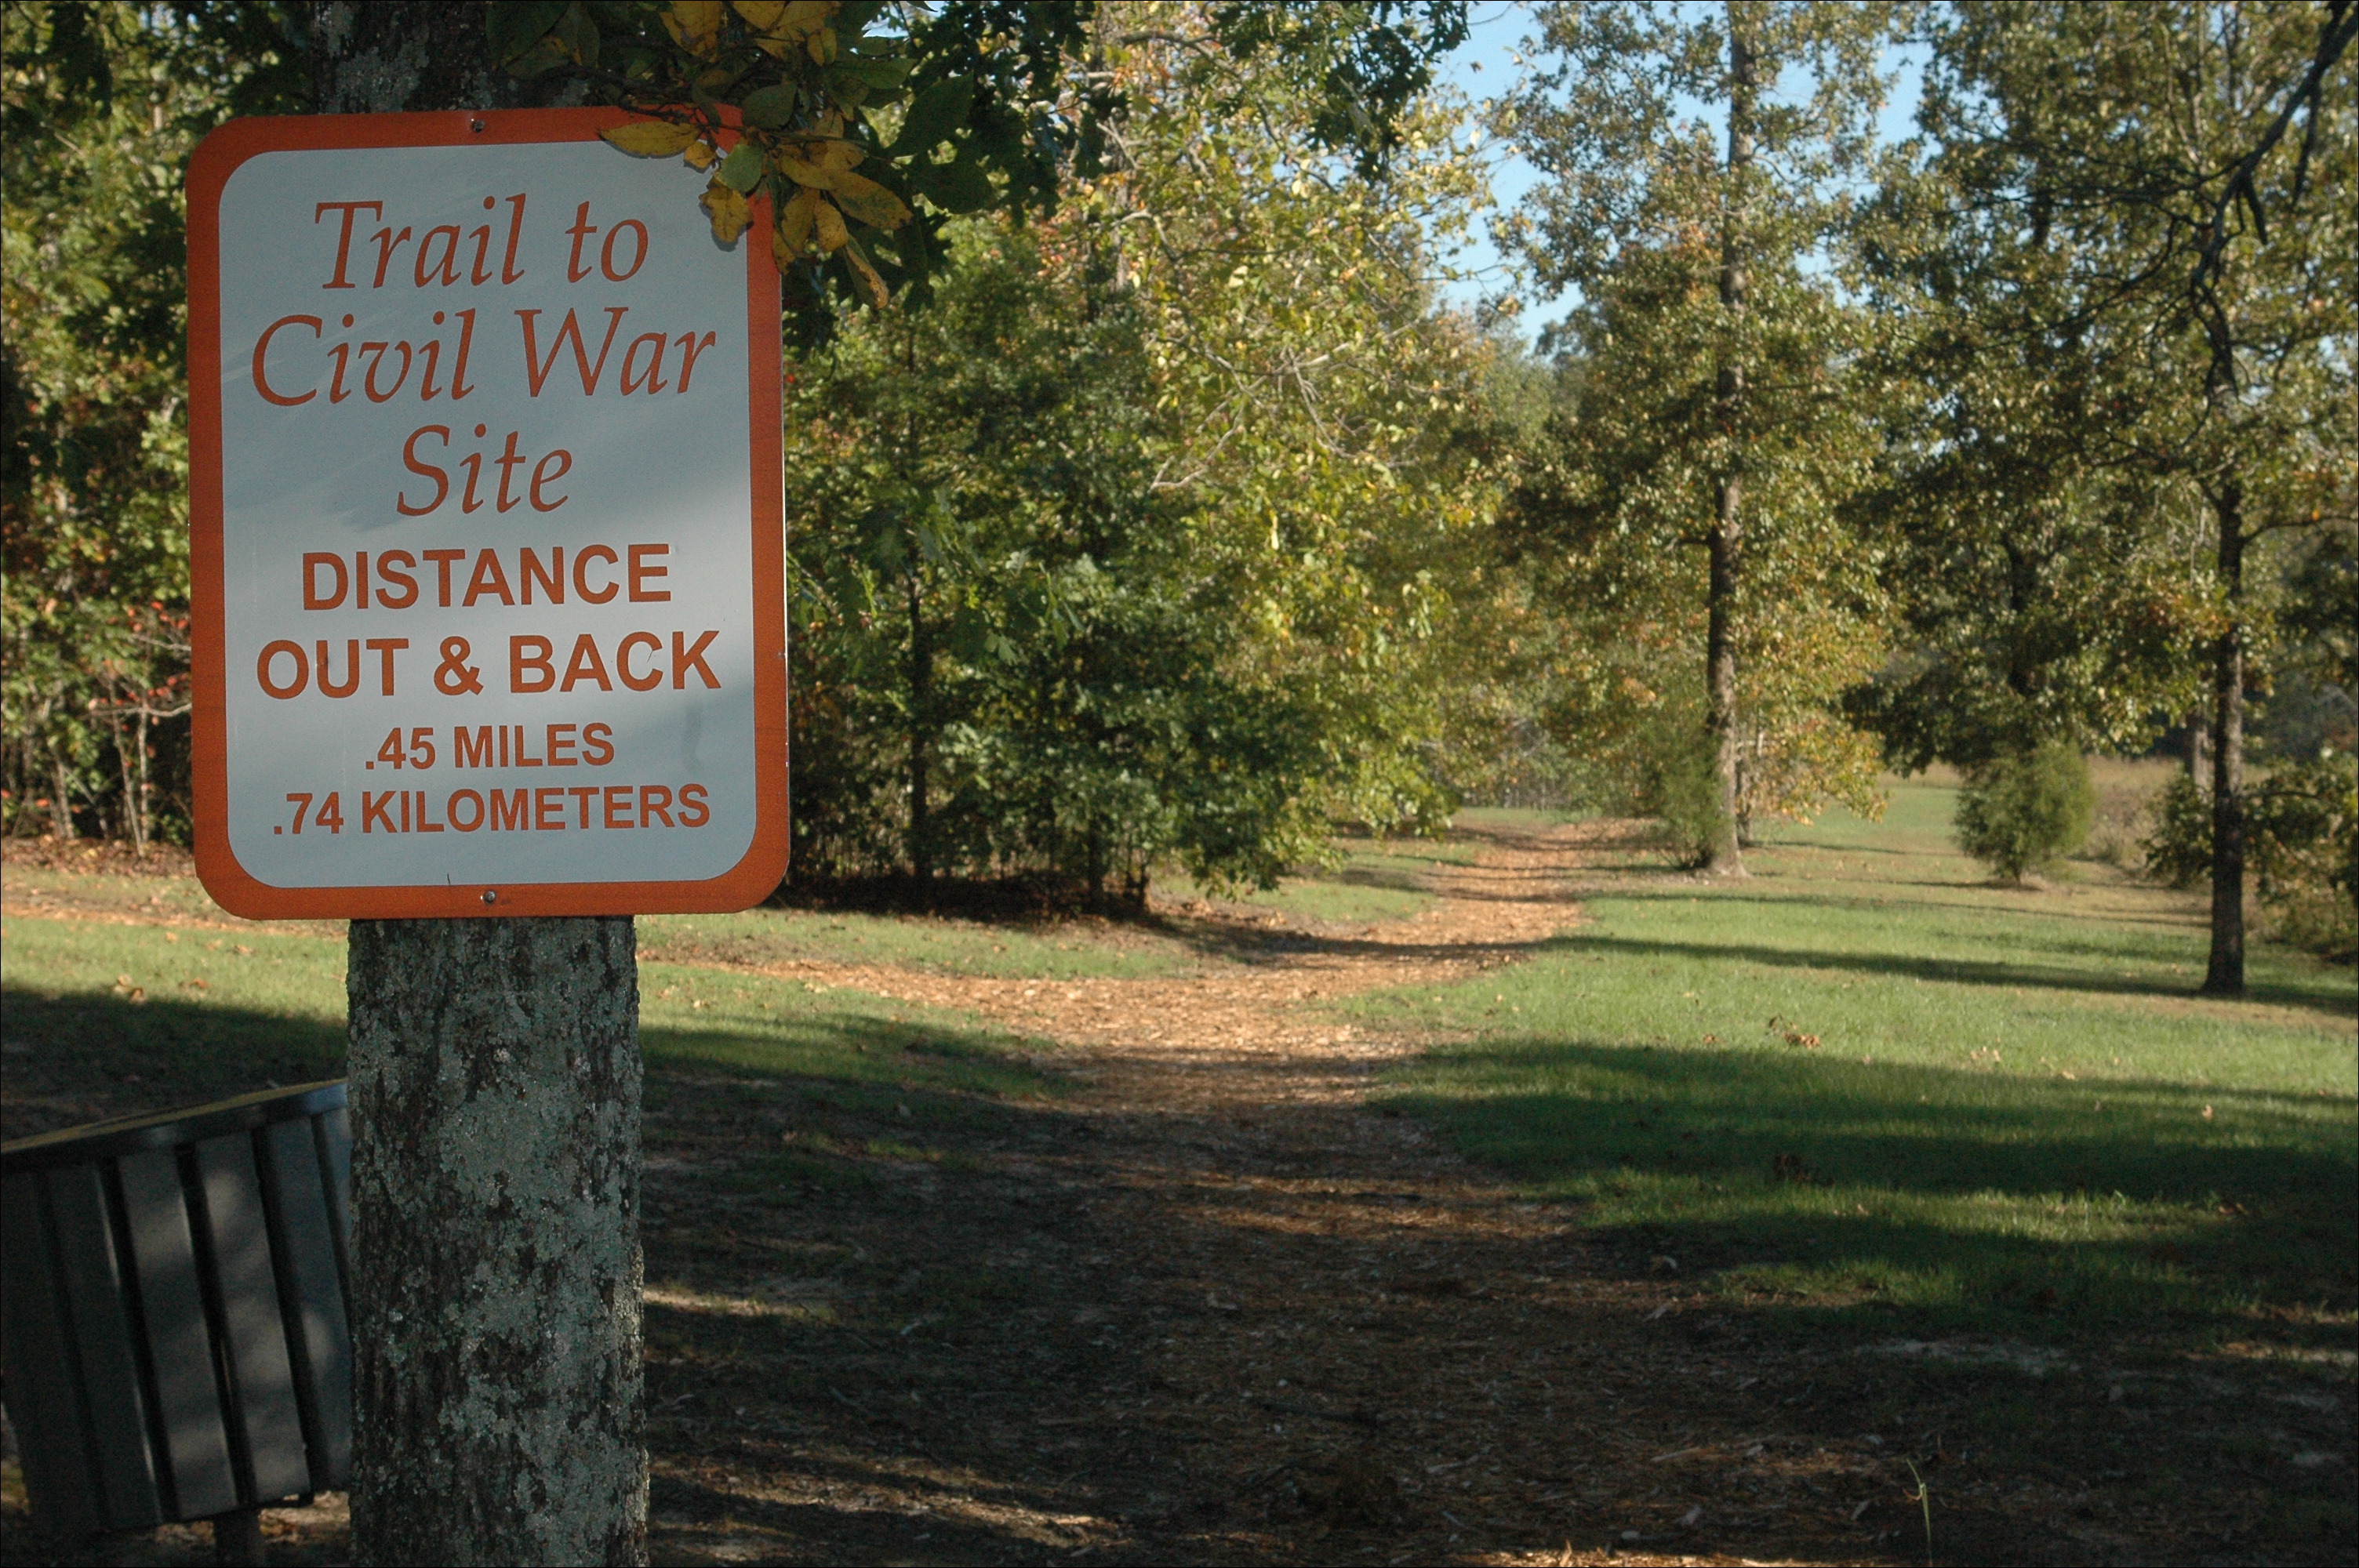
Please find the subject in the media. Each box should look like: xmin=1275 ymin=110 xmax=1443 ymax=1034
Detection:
xmin=1 ymin=2 xmax=302 ymax=844
xmin=1499 ymin=0 xmax=1902 ymax=869
xmin=1911 ymin=0 xmax=2356 ymax=993
xmin=784 ymin=2 xmax=1505 ymax=895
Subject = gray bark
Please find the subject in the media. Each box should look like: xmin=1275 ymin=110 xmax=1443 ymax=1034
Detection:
xmin=1703 ymin=2 xmax=1757 ymax=877
xmin=314 ymin=5 xmax=649 ymax=1562
xmin=49 ymin=744 xmax=76 ymax=840
xmin=311 ymin=0 xmax=512 ymax=115
xmin=347 ymin=920 xmax=645 ymax=1566
xmin=2202 ymin=481 xmax=2247 ymax=996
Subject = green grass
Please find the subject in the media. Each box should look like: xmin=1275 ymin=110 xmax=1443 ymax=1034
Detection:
xmin=639 ymin=907 xmax=1183 ymax=979
xmin=1 ymin=915 xmax=1055 ymax=1142
xmin=0 ymin=920 xmax=350 ymax=1127
xmin=638 ymin=960 xmax=1057 ymax=1102
xmin=1215 ymin=832 xmax=1477 ymax=924
xmin=1365 ymin=779 xmax=2358 ymax=1350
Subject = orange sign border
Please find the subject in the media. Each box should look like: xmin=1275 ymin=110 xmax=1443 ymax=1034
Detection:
xmin=187 ymin=109 xmax=787 ymax=920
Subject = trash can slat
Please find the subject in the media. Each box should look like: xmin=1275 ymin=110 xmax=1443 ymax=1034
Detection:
xmin=117 ymin=1148 xmax=239 ymax=1519
xmin=316 ymin=1105 xmax=351 ymax=1304
xmin=264 ymin=1118 xmax=351 ymax=1486
xmin=1 ymin=1174 xmax=100 ymax=1534
xmin=193 ymin=1134 xmax=310 ymax=1503
xmin=45 ymin=1163 xmax=164 ymax=1528
xmin=2 ymin=1083 xmax=349 ymax=1537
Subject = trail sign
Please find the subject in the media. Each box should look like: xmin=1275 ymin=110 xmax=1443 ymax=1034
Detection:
xmin=188 ymin=110 xmax=785 ymax=919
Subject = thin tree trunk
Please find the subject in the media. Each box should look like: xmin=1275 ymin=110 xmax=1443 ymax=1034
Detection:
xmin=900 ymin=327 xmax=932 ymax=888
xmin=2188 ymin=704 xmax=2212 ymax=793
xmin=907 ymin=566 xmax=932 ymax=884
xmin=1703 ymin=3 xmax=1757 ymax=877
xmin=2201 ymin=481 xmax=2247 ymax=996
xmin=314 ymin=7 xmax=648 ymax=1562
xmin=48 ymin=742 xmax=75 ymax=840
xmin=133 ymin=707 xmax=151 ymax=855
xmin=110 ymin=706 xmax=145 ymax=857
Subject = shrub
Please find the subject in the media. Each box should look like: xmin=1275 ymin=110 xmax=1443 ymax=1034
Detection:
xmin=2142 ymin=752 xmax=2357 ymax=960
xmin=1954 ymin=741 xmax=2096 ymax=883
xmin=1645 ymin=724 xmax=1728 ymax=868
xmin=2144 ymin=771 xmax=2213 ymax=888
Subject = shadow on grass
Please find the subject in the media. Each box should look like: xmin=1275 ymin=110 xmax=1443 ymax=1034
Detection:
xmin=1556 ymin=914 xmax=2354 ymax=1020
xmin=0 ymin=989 xmax=348 ymax=1139
xmin=641 ymin=1004 xmax=1061 ymax=1108
xmin=0 ymin=977 xmax=1060 ymax=1142
xmin=1388 ymin=1038 xmax=2357 ymax=1345
xmin=646 ymin=1465 xmax=1108 ymax=1565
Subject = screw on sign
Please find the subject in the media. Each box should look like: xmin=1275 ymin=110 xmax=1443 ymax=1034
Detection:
xmin=188 ymin=110 xmax=785 ymax=918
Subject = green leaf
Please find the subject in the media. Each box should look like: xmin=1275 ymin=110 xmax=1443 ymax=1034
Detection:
xmin=823 ymin=69 xmax=871 ymax=108
xmin=891 ymin=77 xmax=972 ymax=156
xmin=878 ymin=216 xmax=933 ymax=273
xmin=838 ymin=55 xmax=912 ymax=90
xmin=487 ymin=0 xmax=566 ymax=64
xmin=716 ymin=141 xmax=764 ymax=193
xmin=505 ymin=34 xmax=574 ymax=78
xmin=914 ymin=153 xmax=992 ymax=214
xmin=740 ymin=83 xmax=798 ymax=128
xmin=553 ymin=2 xmax=601 ymax=67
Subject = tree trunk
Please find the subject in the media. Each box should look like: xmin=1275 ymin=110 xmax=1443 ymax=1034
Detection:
xmin=907 ymin=566 xmax=932 ymax=884
xmin=48 ymin=742 xmax=76 ymax=840
xmin=2201 ymin=482 xmax=2247 ymax=996
xmin=1703 ymin=3 xmax=1757 ymax=877
xmin=347 ymin=920 xmax=645 ymax=1566
xmin=2188 ymin=703 xmax=2212 ymax=793
xmin=133 ymin=707 xmax=151 ymax=855
xmin=111 ymin=708 xmax=145 ymax=857
xmin=314 ymin=7 xmax=648 ymax=1563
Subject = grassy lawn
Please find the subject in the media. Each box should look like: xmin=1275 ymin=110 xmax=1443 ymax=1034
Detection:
xmin=1365 ymin=778 xmax=2358 ymax=1355
xmin=1210 ymin=829 xmax=1479 ymax=924
xmin=640 ymin=906 xmax=1186 ymax=979
xmin=0 ymin=918 xmax=349 ymax=1136
xmin=0 ymin=913 xmax=1054 ymax=1145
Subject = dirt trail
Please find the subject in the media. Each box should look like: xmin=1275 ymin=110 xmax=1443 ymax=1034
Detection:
xmin=732 ymin=816 xmax=1590 ymax=1097
xmin=632 ymin=821 xmax=2006 ymax=1567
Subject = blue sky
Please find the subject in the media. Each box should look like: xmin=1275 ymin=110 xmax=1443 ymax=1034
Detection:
xmin=1432 ymin=2 xmax=1926 ymax=343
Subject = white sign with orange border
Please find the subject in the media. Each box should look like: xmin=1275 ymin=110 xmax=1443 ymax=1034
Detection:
xmin=188 ymin=110 xmax=786 ymax=920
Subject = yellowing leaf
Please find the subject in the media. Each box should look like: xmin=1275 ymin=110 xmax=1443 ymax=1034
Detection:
xmin=841 ymin=238 xmax=889 ymax=309
xmin=751 ymin=0 xmax=836 ymax=47
xmin=812 ymin=196 xmax=849 ymax=253
xmin=701 ymin=180 xmax=751 ymax=245
xmin=602 ymin=121 xmax=700 ymax=157
xmin=774 ymin=185 xmax=821 ymax=261
xmin=663 ymin=0 xmax=723 ymax=55
xmin=831 ymin=172 xmax=911 ymax=230
xmin=682 ymin=139 xmax=719 ymax=170
xmin=807 ymin=24 xmax=838 ymax=65
xmin=732 ymin=0 xmax=787 ymax=25
xmin=773 ymin=136 xmax=863 ymax=190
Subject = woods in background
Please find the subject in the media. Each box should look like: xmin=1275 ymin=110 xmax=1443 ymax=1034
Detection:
xmin=3 ymin=0 xmax=2352 ymax=971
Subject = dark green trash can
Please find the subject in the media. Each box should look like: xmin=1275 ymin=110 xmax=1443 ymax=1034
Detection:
xmin=1 ymin=1080 xmax=351 ymax=1537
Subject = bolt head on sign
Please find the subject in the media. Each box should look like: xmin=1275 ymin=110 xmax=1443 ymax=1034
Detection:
xmin=187 ymin=111 xmax=786 ymax=918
